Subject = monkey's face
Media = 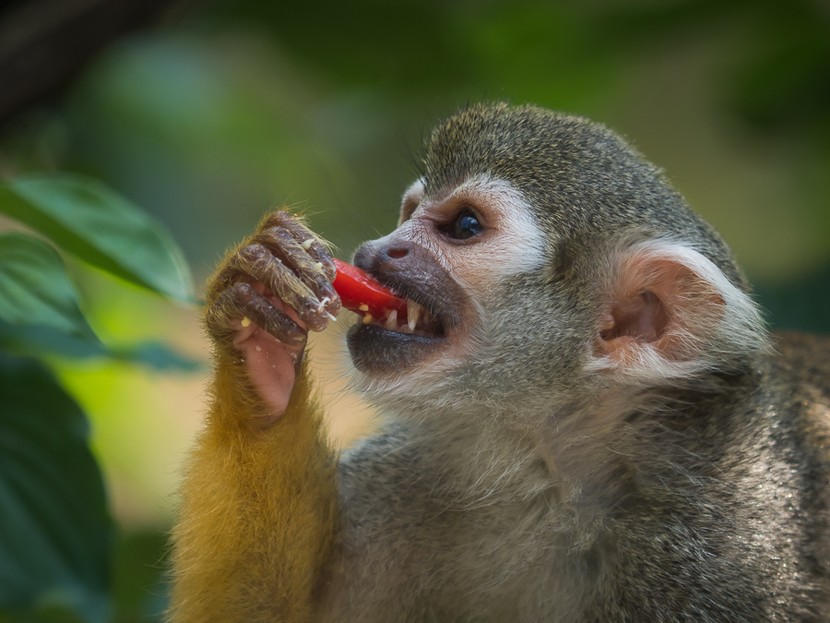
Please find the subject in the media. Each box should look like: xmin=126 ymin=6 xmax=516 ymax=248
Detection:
xmin=346 ymin=103 xmax=769 ymax=418
xmin=346 ymin=173 xmax=555 ymax=408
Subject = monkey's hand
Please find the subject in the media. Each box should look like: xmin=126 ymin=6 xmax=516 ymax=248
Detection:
xmin=204 ymin=211 xmax=341 ymax=422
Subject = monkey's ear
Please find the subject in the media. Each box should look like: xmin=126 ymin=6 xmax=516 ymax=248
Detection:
xmin=589 ymin=240 xmax=767 ymax=382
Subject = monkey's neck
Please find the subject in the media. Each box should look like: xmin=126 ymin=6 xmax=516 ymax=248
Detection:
xmin=382 ymin=405 xmax=554 ymax=507
xmin=535 ymin=376 xmax=755 ymax=520
xmin=389 ymin=376 xmax=752 ymax=530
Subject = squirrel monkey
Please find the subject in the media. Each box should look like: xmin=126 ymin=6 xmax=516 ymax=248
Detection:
xmin=169 ymin=103 xmax=830 ymax=621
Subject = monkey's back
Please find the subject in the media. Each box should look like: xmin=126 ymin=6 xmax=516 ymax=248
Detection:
xmin=766 ymin=332 xmax=830 ymax=596
xmin=771 ymin=332 xmax=830 ymax=401
xmin=594 ymin=332 xmax=830 ymax=622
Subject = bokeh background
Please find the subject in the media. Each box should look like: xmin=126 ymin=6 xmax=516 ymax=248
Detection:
xmin=2 ymin=0 xmax=828 ymax=619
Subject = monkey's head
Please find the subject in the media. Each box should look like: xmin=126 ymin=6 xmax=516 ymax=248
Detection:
xmin=347 ymin=103 xmax=767 ymax=420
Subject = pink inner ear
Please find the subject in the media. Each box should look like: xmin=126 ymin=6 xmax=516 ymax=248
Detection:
xmin=598 ymin=254 xmax=725 ymax=364
xmin=600 ymin=290 xmax=667 ymax=343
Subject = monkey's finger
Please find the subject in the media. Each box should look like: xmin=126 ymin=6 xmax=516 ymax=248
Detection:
xmin=236 ymin=243 xmax=331 ymax=332
xmin=262 ymin=211 xmax=337 ymax=281
xmin=256 ymin=227 xmax=341 ymax=317
xmin=207 ymin=282 xmax=307 ymax=348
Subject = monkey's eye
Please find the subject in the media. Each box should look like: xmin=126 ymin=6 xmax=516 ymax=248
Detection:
xmin=442 ymin=208 xmax=484 ymax=240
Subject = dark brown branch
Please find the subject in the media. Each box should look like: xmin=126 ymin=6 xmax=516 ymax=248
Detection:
xmin=0 ymin=0 xmax=189 ymax=128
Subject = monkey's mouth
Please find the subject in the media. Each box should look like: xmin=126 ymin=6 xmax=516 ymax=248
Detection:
xmin=346 ymin=279 xmax=459 ymax=373
xmin=354 ymin=297 xmax=446 ymax=338
xmin=332 ymin=259 xmax=447 ymax=339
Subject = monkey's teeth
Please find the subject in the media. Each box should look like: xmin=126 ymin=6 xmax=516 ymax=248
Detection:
xmin=407 ymin=300 xmax=422 ymax=332
xmin=385 ymin=309 xmax=398 ymax=330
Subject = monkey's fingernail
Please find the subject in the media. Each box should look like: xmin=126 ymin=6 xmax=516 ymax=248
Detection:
xmin=241 ymin=316 xmax=252 ymax=327
xmin=316 ymin=296 xmax=338 ymax=320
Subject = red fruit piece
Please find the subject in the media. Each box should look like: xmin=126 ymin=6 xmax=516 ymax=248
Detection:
xmin=332 ymin=258 xmax=407 ymax=319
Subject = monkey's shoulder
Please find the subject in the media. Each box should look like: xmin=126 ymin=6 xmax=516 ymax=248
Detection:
xmin=339 ymin=424 xmax=420 ymax=483
xmin=336 ymin=424 xmax=437 ymax=519
xmin=769 ymin=331 xmax=830 ymax=390
xmin=760 ymin=332 xmax=830 ymax=441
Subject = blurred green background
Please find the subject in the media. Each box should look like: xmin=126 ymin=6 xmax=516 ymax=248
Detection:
xmin=1 ymin=0 xmax=828 ymax=620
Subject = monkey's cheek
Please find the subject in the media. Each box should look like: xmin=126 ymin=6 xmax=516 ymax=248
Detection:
xmin=346 ymin=324 xmax=446 ymax=374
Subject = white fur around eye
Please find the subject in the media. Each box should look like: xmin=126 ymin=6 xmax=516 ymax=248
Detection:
xmin=399 ymin=179 xmax=425 ymax=225
xmin=449 ymin=174 xmax=547 ymax=286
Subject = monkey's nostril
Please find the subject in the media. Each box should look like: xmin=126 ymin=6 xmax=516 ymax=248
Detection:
xmin=386 ymin=247 xmax=409 ymax=260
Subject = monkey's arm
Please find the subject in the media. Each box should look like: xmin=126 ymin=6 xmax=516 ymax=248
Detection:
xmin=168 ymin=213 xmax=340 ymax=623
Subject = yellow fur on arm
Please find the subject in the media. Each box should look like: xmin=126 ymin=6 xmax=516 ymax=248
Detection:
xmin=168 ymin=356 xmax=337 ymax=623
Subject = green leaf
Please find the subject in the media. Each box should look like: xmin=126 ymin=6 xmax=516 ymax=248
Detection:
xmin=108 ymin=341 xmax=203 ymax=372
xmin=0 ymin=323 xmax=106 ymax=361
xmin=0 ymin=175 xmax=194 ymax=302
xmin=112 ymin=530 xmax=170 ymax=622
xmin=0 ymin=355 xmax=113 ymax=623
xmin=0 ymin=321 xmax=202 ymax=371
xmin=0 ymin=233 xmax=99 ymax=342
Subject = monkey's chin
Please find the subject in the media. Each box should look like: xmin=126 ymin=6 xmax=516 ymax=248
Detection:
xmin=346 ymin=324 xmax=447 ymax=375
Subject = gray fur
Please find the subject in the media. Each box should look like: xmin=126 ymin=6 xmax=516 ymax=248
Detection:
xmin=315 ymin=103 xmax=830 ymax=621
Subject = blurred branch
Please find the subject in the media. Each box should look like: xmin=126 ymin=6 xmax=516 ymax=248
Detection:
xmin=0 ymin=0 xmax=190 ymax=129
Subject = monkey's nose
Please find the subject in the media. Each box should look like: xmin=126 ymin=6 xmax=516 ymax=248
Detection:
xmin=353 ymin=239 xmax=412 ymax=272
